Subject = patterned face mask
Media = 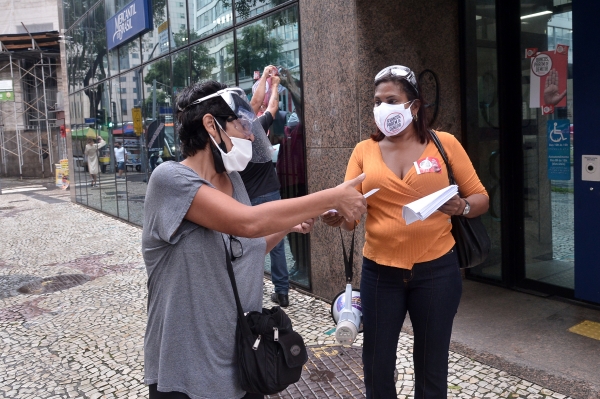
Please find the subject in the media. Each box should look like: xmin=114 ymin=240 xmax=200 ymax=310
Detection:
xmin=373 ymin=100 xmax=414 ymax=137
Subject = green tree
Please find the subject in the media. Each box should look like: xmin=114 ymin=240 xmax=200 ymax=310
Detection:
xmin=67 ymin=0 xmax=167 ymax=117
xmin=226 ymin=24 xmax=284 ymax=77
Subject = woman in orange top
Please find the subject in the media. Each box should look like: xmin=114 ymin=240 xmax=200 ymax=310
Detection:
xmin=323 ymin=65 xmax=489 ymax=399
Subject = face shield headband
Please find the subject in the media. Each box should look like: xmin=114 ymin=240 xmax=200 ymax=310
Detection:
xmin=178 ymin=87 xmax=257 ymax=137
xmin=374 ymin=65 xmax=419 ymax=96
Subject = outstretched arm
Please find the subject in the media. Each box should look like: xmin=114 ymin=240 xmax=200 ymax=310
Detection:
xmin=185 ymin=175 xmax=367 ymax=238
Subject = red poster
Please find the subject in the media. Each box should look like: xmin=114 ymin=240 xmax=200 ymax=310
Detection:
xmin=525 ymin=48 xmax=538 ymax=58
xmin=529 ymin=46 xmax=568 ymax=114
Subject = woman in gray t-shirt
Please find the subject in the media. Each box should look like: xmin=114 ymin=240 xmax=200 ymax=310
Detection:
xmin=142 ymin=80 xmax=367 ymax=399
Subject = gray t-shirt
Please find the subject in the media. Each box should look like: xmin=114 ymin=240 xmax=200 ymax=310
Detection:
xmin=142 ymin=161 xmax=266 ymax=399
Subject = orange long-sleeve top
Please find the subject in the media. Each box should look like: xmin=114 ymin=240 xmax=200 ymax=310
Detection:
xmin=345 ymin=131 xmax=488 ymax=269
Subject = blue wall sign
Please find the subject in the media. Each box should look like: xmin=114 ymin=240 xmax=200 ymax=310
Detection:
xmin=106 ymin=0 xmax=153 ymax=51
xmin=547 ymin=119 xmax=571 ymax=180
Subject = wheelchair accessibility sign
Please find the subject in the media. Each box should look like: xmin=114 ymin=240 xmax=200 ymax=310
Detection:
xmin=547 ymin=119 xmax=571 ymax=180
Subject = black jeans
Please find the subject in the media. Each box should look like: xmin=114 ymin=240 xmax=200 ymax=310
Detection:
xmin=148 ymin=384 xmax=263 ymax=399
xmin=360 ymin=249 xmax=462 ymax=399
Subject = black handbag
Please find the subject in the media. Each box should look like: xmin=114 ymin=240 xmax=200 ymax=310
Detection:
xmin=429 ymin=130 xmax=491 ymax=268
xmin=222 ymin=238 xmax=308 ymax=395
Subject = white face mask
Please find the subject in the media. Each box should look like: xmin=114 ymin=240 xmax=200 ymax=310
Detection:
xmin=373 ymin=101 xmax=414 ymax=137
xmin=209 ymin=120 xmax=253 ymax=174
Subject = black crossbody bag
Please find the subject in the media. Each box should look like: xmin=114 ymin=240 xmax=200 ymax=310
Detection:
xmin=222 ymin=238 xmax=308 ymax=395
xmin=429 ymin=130 xmax=491 ymax=268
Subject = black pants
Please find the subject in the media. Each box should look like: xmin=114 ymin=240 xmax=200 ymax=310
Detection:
xmin=148 ymin=384 xmax=263 ymax=399
xmin=360 ymin=249 xmax=462 ymax=399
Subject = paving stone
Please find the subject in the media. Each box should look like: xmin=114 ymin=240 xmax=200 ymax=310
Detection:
xmin=0 ymin=193 xmax=575 ymax=399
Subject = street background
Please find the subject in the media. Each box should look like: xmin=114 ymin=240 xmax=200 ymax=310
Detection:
xmin=0 ymin=178 xmax=598 ymax=399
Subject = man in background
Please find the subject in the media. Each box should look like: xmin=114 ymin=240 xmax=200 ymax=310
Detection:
xmin=114 ymin=141 xmax=128 ymax=180
xmin=240 ymin=65 xmax=291 ymax=307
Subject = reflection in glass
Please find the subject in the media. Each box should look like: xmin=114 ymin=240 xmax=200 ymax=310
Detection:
xmin=119 ymin=39 xmax=142 ymax=72
xmin=142 ymin=57 xmax=174 ymax=180
xmin=521 ymin=3 xmax=574 ymax=289
xmin=142 ymin=0 xmax=170 ymax=63
xmin=67 ymin=21 xmax=88 ymax=93
xmin=171 ymin=50 xmax=190 ymax=160
xmin=169 ymin=0 xmax=189 ymax=49
xmin=116 ymin=70 xmax=145 ymax=225
xmin=188 ymin=0 xmax=232 ymax=39
xmin=235 ymin=0 xmax=291 ymax=22
xmin=190 ymin=32 xmax=234 ymax=85
xmin=63 ymin=0 xmax=91 ymax=31
xmin=106 ymin=77 xmax=130 ymax=220
xmin=461 ymin=1 xmax=502 ymax=281
xmin=87 ymin=3 xmax=110 ymax=84
xmin=234 ymin=6 xmax=308 ymax=287
xmin=71 ymin=93 xmax=87 ymax=205
xmin=97 ymin=81 xmax=119 ymax=217
xmin=81 ymin=85 xmax=103 ymax=211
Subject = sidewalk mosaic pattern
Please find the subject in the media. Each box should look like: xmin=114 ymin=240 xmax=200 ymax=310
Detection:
xmin=0 ymin=185 xmax=574 ymax=399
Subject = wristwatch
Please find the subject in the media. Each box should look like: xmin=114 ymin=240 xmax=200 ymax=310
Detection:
xmin=462 ymin=199 xmax=471 ymax=215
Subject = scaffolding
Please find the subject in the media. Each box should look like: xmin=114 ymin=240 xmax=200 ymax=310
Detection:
xmin=0 ymin=27 xmax=61 ymax=177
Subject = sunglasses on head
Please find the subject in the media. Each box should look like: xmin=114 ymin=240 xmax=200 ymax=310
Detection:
xmin=374 ymin=65 xmax=419 ymax=96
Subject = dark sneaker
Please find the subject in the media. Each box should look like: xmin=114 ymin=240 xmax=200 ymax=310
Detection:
xmin=270 ymin=292 xmax=289 ymax=308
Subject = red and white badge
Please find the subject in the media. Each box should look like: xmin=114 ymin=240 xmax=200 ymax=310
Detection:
xmin=525 ymin=48 xmax=538 ymax=59
xmin=414 ymin=157 xmax=442 ymax=174
xmin=555 ymin=44 xmax=569 ymax=55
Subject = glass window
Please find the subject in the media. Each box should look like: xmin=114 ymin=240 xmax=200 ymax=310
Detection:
xmin=234 ymin=0 xmax=291 ymax=22
xmin=106 ymin=76 xmax=129 ymax=220
xmin=87 ymin=2 xmax=110 ymax=83
xmin=462 ymin=1 xmax=502 ymax=281
xmin=142 ymin=0 xmax=170 ymax=62
xmin=171 ymin=49 xmax=189 ymax=160
xmin=169 ymin=0 xmax=189 ymax=50
xmin=190 ymin=31 xmax=234 ymax=85
xmin=71 ymin=92 xmax=87 ymax=205
xmin=140 ymin=57 xmax=174 ymax=224
xmin=188 ymin=0 xmax=232 ymax=40
xmin=521 ymin=3 xmax=574 ymax=289
xmin=68 ymin=20 xmax=88 ymax=92
xmin=83 ymin=84 xmax=103 ymax=212
xmin=105 ymin=0 xmax=136 ymax=19
xmin=235 ymin=5 xmax=308 ymax=287
xmin=119 ymin=38 xmax=142 ymax=72
xmin=94 ymin=81 xmax=119 ymax=217
xmin=63 ymin=0 xmax=91 ymax=31
xmin=116 ymin=69 xmax=145 ymax=225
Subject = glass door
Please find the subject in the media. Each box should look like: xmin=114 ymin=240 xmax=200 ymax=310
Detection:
xmin=463 ymin=0 xmax=503 ymax=282
xmin=520 ymin=0 xmax=574 ymax=291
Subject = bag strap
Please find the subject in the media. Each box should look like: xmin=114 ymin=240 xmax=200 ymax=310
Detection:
xmin=221 ymin=235 xmax=252 ymax=330
xmin=339 ymin=227 xmax=356 ymax=283
xmin=428 ymin=129 xmax=456 ymax=186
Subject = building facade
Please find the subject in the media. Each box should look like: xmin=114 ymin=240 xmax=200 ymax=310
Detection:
xmin=60 ymin=0 xmax=600 ymax=306
xmin=0 ymin=0 xmax=63 ymax=178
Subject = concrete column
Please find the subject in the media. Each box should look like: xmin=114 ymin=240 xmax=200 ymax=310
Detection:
xmin=300 ymin=0 xmax=462 ymax=300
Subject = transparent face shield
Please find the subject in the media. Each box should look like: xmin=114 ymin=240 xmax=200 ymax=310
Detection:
xmin=180 ymin=87 xmax=273 ymax=163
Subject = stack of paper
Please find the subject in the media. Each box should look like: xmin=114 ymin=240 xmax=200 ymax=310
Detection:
xmin=402 ymin=185 xmax=458 ymax=225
